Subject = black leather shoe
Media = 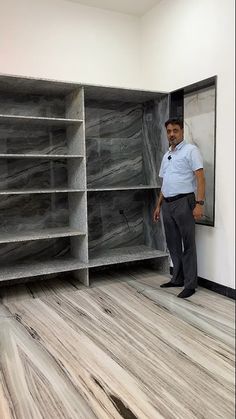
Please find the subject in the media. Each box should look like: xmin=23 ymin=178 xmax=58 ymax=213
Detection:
xmin=160 ymin=281 xmax=184 ymax=288
xmin=177 ymin=288 xmax=195 ymax=298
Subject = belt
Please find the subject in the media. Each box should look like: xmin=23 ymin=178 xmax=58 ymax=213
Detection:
xmin=163 ymin=193 xmax=194 ymax=203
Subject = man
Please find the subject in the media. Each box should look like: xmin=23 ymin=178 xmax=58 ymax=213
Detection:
xmin=153 ymin=118 xmax=205 ymax=298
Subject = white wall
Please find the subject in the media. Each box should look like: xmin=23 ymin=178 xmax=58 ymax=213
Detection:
xmin=141 ymin=0 xmax=235 ymax=288
xmin=0 ymin=0 xmax=141 ymax=87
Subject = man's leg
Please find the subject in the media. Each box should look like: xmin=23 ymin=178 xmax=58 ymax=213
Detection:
xmin=161 ymin=201 xmax=184 ymax=286
xmin=173 ymin=196 xmax=197 ymax=291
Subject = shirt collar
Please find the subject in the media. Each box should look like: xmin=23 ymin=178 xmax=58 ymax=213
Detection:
xmin=169 ymin=139 xmax=186 ymax=152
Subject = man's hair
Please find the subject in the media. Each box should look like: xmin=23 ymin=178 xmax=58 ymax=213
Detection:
xmin=165 ymin=118 xmax=183 ymax=129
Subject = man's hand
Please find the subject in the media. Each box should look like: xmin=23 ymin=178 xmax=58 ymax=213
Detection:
xmin=193 ymin=204 xmax=204 ymax=221
xmin=153 ymin=206 xmax=161 ymax=222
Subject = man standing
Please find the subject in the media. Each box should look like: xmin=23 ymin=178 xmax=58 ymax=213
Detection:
xmin=153 ymin=118 xmax=205 ymax=298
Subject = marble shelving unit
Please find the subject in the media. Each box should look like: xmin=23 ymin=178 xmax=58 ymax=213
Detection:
xmin=0 ymin=75 xmax=89 ymax=286
xmin=0 ymin=74 xmax=170 ymax=286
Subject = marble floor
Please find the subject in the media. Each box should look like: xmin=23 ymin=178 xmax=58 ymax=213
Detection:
xmin=0 ymin=268 xmax=235 ymax=419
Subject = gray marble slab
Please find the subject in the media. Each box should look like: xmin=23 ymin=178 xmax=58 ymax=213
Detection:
xmin=87 ymin=185 xmax=161 ymax=191
xmin=0 ymin=158 xmax=68 ymax=191
xmin=142 ymin=96 xmax=169 ymax=185
xmin=66 ymin=88 xmax=84 ymax=120
xmin=0 ymin=258 xmax=87 ymax=282
xmin=0 ymin=154 xmax=83 ymax=158
xmin=0 ymin=193 xmax=69 ymax=233
xmin=67 ymin=124 xmax=85 ymax=156
xmin=0 ymin=189 xmax=84 ymax=195
xmin=84 ymin=85 xmax=165 ymax=103
xmin=0 ymin=115 xmax=83 ymax=127
xmin=0 ymin=227 xmax=85 ymax=244
xmin=86 ymin=136 xmax=143 ymax=187
xmin=0 ymin=125 xmax=68 ymax=155
xmin=89 ymin=245 xmax=168 ymax=267
xmin=88 ymin=190 xmax=145 ymax=252
xmin=0 ymin=238 xmax=71 ymax=265
xmin=85 ymin=97 xmax=169 ymax=189
xmin=87 ymin=189 xmax=166 ymax=258
xmin=68 ymin=159 xmax=86 ymax=189
xmin=0 ymin=92 xmax=65 ymax=118
xmin=0 ymin=75 xmax=79 ymax=95
xmin=86 ymin=101 xmax=144 ymax=187
xmin=69 ymin=193 xmax=88 ymax=232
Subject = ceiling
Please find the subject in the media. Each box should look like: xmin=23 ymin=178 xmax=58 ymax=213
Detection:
xmin=65 ymin=0 xmax=161 ymax=16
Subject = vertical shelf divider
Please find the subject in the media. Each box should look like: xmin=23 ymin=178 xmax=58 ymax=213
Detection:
xmin=67 ymin=87 xmax=89 ymax=286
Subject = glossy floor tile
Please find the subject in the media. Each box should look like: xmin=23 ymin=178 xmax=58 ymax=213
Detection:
xmin=0 ymin=268 xmax=235 ymax=419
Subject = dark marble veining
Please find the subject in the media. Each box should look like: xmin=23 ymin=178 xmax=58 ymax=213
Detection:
xmin=0 ymin=158 xmax=69 ymax=191
xmin=86 ymin=101 xmax=144 ymax=188
xmin=85 ymin=98 xmax=169 ymax=188
xmin=88 ymin=190 xmax=144 ymax=252
xmin=0 ymin=238 xmax=71 ymax=265
xmin=142 ymin=96 xmax=169 ymax=185
xmin=86 ymin=136 xmax=143 ymax=187
xmin=0 ymin=92 xmax=65 ymax=118
xmin=0 ymin=125 xmax=68 ymax=155
xmin=87 ymin=189 xmax=166 ymax=262
xmin=0 ymin=193 xmax=69 ymax=234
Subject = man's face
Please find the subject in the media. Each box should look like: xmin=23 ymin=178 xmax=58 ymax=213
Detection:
xmin=166 ymin=123 xmax=183 ymax=147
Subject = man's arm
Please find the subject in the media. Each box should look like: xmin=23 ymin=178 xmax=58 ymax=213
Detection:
xmin=193 ymin=168 xmax=205 ymax=220
xmin=153 ymin=191 xmax=164 ymax=222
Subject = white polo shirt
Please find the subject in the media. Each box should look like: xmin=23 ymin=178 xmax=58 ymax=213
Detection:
xmin=159 ymin=140 xmax=203 ymax=198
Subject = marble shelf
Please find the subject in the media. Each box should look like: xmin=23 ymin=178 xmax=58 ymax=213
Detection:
xmin=0 ymin=154 xmax=84 ymax=159
xmin=0 ymin=257 xmax=87 ymax=282
xmin=0 ymin=189 xmax=85 ymax=195
xmin=88 ymin=245 xmax=168 ymax=268
xmin=0 ymin=114 xmax=83 ymax=127
xmin=0 ymin=227 xmax=86 ymax=244
xmin=0 ymin=75 xmax=80 ymax=95
xmin=87 ymin=185 xmax=161 ymax=192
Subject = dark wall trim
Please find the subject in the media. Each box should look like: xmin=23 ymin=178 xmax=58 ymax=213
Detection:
xmin=170 ymin=267 xmax=235 ymax=300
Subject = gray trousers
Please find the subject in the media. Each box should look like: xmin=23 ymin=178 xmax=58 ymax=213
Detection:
xmin=162 ymin=193 xmax=197 ymax=289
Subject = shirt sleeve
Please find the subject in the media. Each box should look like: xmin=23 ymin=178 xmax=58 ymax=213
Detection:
xmin=189 ymin=146 xmax=204 ymax=171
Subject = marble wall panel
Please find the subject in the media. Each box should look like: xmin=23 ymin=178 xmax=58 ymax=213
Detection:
xmin=142 ymin=96 xmax=169 ymax=185
xmin=88 ymin=190 xmax=144 ymax=252
xmin=86 ymin=136 xmax=143 ymax=187
xmin=0 ymin=194 xmax=69 ymax=233
xmin=85 ymin=100 xmax=143 ymax=139
xmin=85 ymin=97 xmax=169 ymax=188
xmin=0 ymin=238 xmax=70 ymax=264
xmin=85 ymin=101 xmax=144 ymax=187
xmin=0 ymin=93 xmax=65 ymax=118
xmin=0 ymin=125 xmax=67 ymax=155
xmin=184 ymin=86 xmax=216 ymax=225
xmin=0 ymin=158 xmax=68 ymax=190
